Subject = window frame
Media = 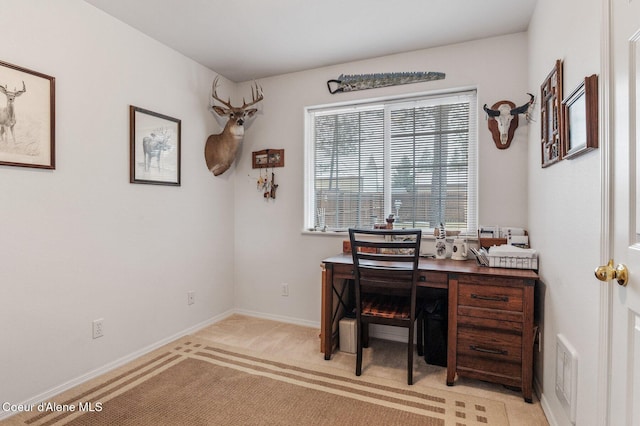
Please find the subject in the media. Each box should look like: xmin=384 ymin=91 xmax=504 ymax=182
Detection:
xmin=304 ymin=88 xmax=478 ymax=233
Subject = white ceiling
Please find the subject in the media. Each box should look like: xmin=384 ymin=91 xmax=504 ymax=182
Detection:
xmin=84 ymin=0 xmax=537 ymax=82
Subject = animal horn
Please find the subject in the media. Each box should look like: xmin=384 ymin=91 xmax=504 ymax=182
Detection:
xmin=510 ymin=93 xmax=535 ymax=115
xmin=483 ymin=104 xmax=501 ymax=117
xmin=211 ymin=76 xmax=233 ymax=109
xmin=241 ymin=81 xmax=264 ymax=109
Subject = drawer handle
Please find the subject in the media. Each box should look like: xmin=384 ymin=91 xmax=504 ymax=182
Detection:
xmin=419 ymin=276 xmax=426 ymax=281
xmin=469 ymin=345 xmax=508 ymax=355
xmin=471 ymin=293 xmax=509 ymax=302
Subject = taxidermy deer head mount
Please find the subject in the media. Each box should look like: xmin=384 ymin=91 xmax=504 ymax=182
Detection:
xmin=205 ymin=76 xmax=264 ymax=176
xmin=483 ymin=93 xmax=534 ymax=149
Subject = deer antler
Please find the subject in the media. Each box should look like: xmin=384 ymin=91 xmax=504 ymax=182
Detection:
xmin=16 ymin=81 xmax=26 ymax=96
xmin=212 ymin=76 xmax=264 ymax=110
xmin=242 ymin=82 xmax=264 ymax=109
xmin=211 ymin=76 xmax=233 ymax=109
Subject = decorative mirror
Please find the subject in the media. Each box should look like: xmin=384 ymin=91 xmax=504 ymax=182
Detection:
xmin=561 ymin=74 xmax=599 ymax=159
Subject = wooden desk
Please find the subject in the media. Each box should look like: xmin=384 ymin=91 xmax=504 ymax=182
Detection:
xmin=321 ymin=253 xmax=538 ymax=402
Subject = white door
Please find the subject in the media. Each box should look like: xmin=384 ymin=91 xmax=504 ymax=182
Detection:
xmin=602 ymin=0 xmax=640 ymax=425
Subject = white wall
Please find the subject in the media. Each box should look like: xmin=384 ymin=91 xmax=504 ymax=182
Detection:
xmin=0 ymin=0 xmax=236 ymax=410
xmin=528 ymin=0 xmax=603 ymax=425
xmin=233 ymin=34 xmax=530 ymax=323
xmin=3 ymin=0 xmax=582 ymax=420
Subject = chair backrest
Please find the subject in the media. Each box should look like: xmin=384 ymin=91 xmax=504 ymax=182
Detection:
xmin=348 ymin=228 xmax=422 ymax=297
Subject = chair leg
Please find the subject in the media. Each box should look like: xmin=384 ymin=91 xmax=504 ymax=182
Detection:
xmin=356 ymin=321 xmax=363 ymax=377
xmin=408 ymin=325 xmax=414 ymax=385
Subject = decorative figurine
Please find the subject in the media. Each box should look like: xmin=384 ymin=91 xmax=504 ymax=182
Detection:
xmin=385 ymin=214 xmax=395 ymax=229
xmin=435 ymin=222 xmax=447 ymax=259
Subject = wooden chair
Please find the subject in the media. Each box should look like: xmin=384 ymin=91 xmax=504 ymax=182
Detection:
xmin=348 ymin=228 xmax=423 ymax=385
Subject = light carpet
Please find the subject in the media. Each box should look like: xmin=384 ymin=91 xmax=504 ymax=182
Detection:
xmin=5 ymin=336 xmax=508 ymax=426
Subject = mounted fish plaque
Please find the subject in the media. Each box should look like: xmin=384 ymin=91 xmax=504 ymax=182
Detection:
xmin=327 ymin=71 xmax=445 ymax=94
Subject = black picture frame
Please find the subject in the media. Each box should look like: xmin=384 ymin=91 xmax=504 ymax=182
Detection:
xmin=129 ymin=106 xmax=181 ymax=186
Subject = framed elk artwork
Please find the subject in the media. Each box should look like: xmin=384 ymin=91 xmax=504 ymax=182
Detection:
xmin=0 ymin=60 xmax=55 ymax=169
xmin=129 ymin=106 xmax=181 ymax=186
xmin=540 ymin=59 xmax=563 ymax=168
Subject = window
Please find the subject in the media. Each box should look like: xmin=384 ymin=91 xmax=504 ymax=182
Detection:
xmin=304 ymin=90 xmax=477 ymax=232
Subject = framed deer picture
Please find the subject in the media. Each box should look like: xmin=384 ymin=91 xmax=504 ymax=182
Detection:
xmin=129 ymin=106 xmax=181 ymax=186
xmin=0 ymin=60 xmax=55 ymax=169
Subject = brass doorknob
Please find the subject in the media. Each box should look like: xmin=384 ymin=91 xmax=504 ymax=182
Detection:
xmin=594 ymin=259 xmax=629 ymax=286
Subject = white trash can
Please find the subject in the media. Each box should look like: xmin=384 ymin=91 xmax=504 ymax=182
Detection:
xmin=339 ymin=317 xmax=356 ymax=354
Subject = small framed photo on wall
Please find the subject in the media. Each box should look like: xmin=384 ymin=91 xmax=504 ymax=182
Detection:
xmin=562 ymin=74 xmax=598 ymax=159
xmin=252 ymin=149 xmax=284 ymax=168
xmin=0 ymin=60 xmax=55 ymax=169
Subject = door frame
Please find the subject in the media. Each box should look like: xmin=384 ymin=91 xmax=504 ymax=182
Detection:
xmin=597 ymin=0 xmax=613 ymax=424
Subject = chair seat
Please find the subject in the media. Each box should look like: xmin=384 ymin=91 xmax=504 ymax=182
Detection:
xmin=361 ymin=295 xmax=411 ymax=319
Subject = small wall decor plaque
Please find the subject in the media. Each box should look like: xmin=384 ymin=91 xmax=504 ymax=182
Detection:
xmin=252 ymin=149 xmax=284 ymax=168
xmin=252 ymin=149 xmax=283 ymax=200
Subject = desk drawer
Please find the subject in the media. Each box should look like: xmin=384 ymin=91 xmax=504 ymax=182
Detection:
xmin=458 ymin=305 xmax=524 ymax=326
xmin=418 ymin=271 xmax=447 ymax=288
xmin=457 ymin=311 xmax=523 ymax=332
xmin=456 ymin=354 xmax=522 ymax=382
xmin=329 ymin=263 xmax=448 ymax=286
xmin=458 ymin=282 xmax=523 ymax=312
xmin=457 ymin=325 xmax=522 ymax=363
xmin=331 ymin=263 xmax=355 ymax=279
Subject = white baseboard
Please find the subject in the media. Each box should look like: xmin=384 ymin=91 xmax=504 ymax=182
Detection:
xmin=232 ymin=309 xmax=416 ymax=345
xmin=233 ymin=310 xmax=418 ymax=344
xmin=234 ymin=312 xmax=424 ymax=349
xmin=233 ymin=308 xmax=320 ymax=329
xmin=535 ymin=376 xmax=558 ymax=426
xmin=0 ymin=310 xmax=234 ymax=421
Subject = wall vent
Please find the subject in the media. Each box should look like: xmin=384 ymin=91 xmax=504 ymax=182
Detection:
xmin=556 ymin=333 xmax=578 ymax=424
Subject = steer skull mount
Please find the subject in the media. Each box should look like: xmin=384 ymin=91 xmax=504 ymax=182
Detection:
xmin=483 ymin=93 xmax=534 ymax=150
xmin=205 ymin=77 xmax=264 ymax=176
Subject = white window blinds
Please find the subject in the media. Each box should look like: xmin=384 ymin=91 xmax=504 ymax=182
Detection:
xmin=305 ymin=90 xmax=477 ymax=232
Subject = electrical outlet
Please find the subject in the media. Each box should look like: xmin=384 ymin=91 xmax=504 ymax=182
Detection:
xmin=187 ymin=291 xmax=195 ymax=305
xmin=281 ymin=283 xmax=289 ymax=297
xmin=92 ymin=319 xmax=104 ymax=339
